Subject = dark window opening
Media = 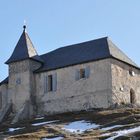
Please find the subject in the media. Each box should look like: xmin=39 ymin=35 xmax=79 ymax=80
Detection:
xmin=75 ymin=66 xmax=90 ymax=81
xmin=48 ymin=75 xmax=53 ymax=92
xmin=80 ymin=69 xmax=86 ymax=79
xmin=130 ymin=88 xmax=136 ymax=104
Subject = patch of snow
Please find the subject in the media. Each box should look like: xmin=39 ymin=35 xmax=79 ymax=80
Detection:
xmin=62 ymin=120 xmax=100 ymax=133
xmin=8 ymin=127 xmax=24 ymax=132
xmin=35 ymin=117 xmax=45 ymax=120
xmin=42 ymin=136 xmax=63 ymax=140
xmin=101 ymin=132 xmax=111 ymax=137
xmin=104 ymin=126 xmax=140 ymax=140
xmin=101 ymin=125 xmax=124 ymax=131
xmin=32 ymin=120 xmax=59 ymax=126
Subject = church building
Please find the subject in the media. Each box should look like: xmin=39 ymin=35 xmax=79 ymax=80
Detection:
xmin=0 ymin=26 xmax=140 ymax=123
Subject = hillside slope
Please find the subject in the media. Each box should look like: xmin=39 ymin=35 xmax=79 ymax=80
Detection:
xmin=1 ymin=108 xmax=140 ymax=140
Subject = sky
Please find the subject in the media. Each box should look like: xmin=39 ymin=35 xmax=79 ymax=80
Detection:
xmin=1 ymin=0 xmax=140 ymax=81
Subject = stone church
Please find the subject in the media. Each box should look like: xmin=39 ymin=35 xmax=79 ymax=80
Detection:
xmin=0 ymin=26 xmax=140 ymax=123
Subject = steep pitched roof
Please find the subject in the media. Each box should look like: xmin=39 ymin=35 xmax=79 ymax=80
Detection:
xmin=36 ymin=37 xmax=138 ymax=72
xmin=5 ymin=26 xmax=43 ymax=64
xmin=1 ymin=36 xmax=139 ymax=85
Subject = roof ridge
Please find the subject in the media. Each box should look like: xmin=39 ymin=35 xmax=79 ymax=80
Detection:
xmin=107 ymin=38 xmax=138 ymax=67
xmin=24 ymin=31 xmax=38 ymax=57
xmin=40 ymin=36 xmax=108 ymax=57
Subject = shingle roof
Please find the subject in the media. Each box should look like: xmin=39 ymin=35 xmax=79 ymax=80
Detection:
xmin=5 ymin=27 xmax=43 ymax=64
xmin=36 ymin=37 xmax=138 ymax=72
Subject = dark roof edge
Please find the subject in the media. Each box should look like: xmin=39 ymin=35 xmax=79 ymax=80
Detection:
xmin=1 ymin=57 xmax=140 ymax=86
xmin=35 ymin=56 xmax=140 ymax=74
xmin=30 ymin=57 xmax=44 ymax=64
xmin=0 ymin=77 xmax=8 ymax=86
xmin=34 ymin=56 xmax=111 ymax=73
xmin=5 ymin=57 xmax=44 ymax=65
xmin=110 ymin=56 xmax=140 ymax=70
xmin=5 ymin=58 xmax=27 ymax=64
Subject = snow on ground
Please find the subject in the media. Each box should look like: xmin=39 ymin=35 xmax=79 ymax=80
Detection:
xmin=41 ymin=136 xmax=64 ymax=140
xmin=101 ymin=125 xmax=124 ymax=131
xmin=104 ymin=126 xmax=140 ymax=140
xmin=62 ymin=120 xmax=100 ymax=133
xmin=8 ymin=127 xmax=25 ymax=132
xmin=32 ymin=120 xmax=59 ymax=126
xmin=34 ymin=117 xmax=45 ymax=120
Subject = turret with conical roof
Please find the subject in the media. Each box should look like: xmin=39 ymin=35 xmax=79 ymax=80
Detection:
xmin=6 ymin=26 xmax=43 ymax=64
xmin=6 ymin=26 xmax=42 ymax=118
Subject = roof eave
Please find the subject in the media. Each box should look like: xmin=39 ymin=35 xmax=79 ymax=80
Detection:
xmin=0 ymin=77 xmax=8 ymax=86
xmin=110 ymin=56 xmax=140 ymax=70
xmin=35 ymin=55 xmax=140 ymax=74
xmin=34 ymin=56 xmax=111 ymax=73
xmin=5 ymin=57 xmax=44 ymax=65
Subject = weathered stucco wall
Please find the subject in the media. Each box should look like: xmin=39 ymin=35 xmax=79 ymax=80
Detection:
xmin=8 ymin=59 xmax=41 ymax=113
xmin=111 ymin=59 xmax=140 ymax=105
xmin=0 ymin=84 xmax=8 ymax=110
xmin=2 ymin=57 xmax=140 ymax=118
xmin=35 ymin=59 xmax=112 ymax=115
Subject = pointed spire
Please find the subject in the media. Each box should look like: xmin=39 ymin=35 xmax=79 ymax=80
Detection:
xmin=23 ymin=25 xmax=26 ymax=32
xmin=5 ymin=26 xmax=43 ymax=64
xmin=23 ymin=20 xmax=27 ymax=32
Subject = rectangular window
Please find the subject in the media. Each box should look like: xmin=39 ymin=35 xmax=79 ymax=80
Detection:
xmin=48 ymin=75 xmax=53 ymax=92
xmin=75 ymin=66 xmax=90 ymax=81
xmin=80 ymin=68 xmax=86 ymax=79
xmin=45 ymin=73 xmax=57 ymax=93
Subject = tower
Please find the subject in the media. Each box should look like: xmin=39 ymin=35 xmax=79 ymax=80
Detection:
xmin=5 ymin=26 xmax=43 ymax=118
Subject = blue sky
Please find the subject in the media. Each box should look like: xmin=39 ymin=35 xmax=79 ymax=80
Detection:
xmin=1 ymin=0 xmax=140 ymax=81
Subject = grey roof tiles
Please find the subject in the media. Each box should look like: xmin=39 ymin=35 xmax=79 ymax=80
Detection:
xmin=36 ymin=37 xmax=138 ymax=72
xmin=1 ymin=29 xmax=139 ymax=85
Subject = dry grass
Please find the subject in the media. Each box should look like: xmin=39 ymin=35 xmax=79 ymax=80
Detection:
xmin=1 ymin=108 xmax=140 ymax=140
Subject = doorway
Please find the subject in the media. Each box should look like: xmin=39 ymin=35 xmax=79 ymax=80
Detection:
xmin=130 ymin=88 xmax=136 ymax=104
